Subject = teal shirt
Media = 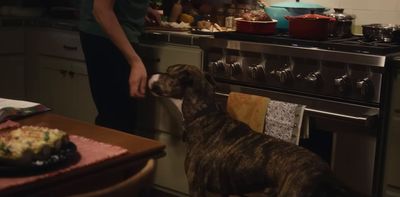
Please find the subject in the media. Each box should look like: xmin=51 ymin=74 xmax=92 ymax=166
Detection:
xmin=79 ymin=0 xmax=150 ymax=43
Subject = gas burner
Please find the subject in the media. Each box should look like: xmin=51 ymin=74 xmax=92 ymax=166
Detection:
xmin=213 ymin=32 xmax=400 ymax=55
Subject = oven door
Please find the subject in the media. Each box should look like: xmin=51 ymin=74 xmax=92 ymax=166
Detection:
xmin=213 ymin=82 xmax=379 ymax=196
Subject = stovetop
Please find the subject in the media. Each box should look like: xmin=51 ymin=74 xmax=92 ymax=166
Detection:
xmin=213 ymin=32 xmax=400 ymax=55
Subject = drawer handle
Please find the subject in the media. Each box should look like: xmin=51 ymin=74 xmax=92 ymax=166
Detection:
xmin=63 ymin=45 xmax=78 ymax=51
xmin=60 ymin=70 xmax=67 ymax=77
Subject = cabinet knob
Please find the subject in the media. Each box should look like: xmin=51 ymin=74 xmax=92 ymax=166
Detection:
xmin=68 ymin=71 xmax=75 ymax=78
xmin=60 ymin=70 xmax=67 ymax=77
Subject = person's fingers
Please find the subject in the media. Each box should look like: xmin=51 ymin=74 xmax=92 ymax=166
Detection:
xmin=144 ymin=15 xmax=151 ymax=23
xmin=140 ymin=76 xmax=147 ymax=95
xmin=130 ymin=79 xmax=145 ymax=98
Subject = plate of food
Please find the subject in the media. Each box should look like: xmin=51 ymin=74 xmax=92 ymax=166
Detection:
xmin=0 ymin=126 xmax=80 ymax=176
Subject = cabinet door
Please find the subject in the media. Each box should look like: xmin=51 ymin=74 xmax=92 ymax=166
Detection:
xmin=37 ymin=56 xmax=97 ymax=123
xmin=138 ymin=43 xmax=202 ymax=73
xmin=37 ymin=57 xmax=74 ymax=118
xmin=70 ymin=63 xmax=97 ymax=123
xmin=135 ymin=43 xmax=202 ymax=133
xmin=135 ymin=43 xmax=202 ymax=195
xmin=0 ymin=28 xmax=25 ymax=100
xmin=0 ymin=55 xmax=25 ymax=99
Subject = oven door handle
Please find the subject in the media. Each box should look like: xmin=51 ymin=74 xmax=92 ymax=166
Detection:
xmin=214 ymin=92 xmax=378 ymax=127
xmin=303 ymin=108 xmax=377 ymax=127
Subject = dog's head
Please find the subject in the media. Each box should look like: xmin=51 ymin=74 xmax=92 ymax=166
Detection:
xmin=148 ymin=64 xmax=216 ymax=99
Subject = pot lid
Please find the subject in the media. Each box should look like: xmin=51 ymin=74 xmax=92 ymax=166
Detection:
xmin=326 ymin=8 xmax=355 ymax=21
xmin=271 ymin=0 xmax=325 ymax=9
xmin=289 ymin=13 xmax=335 ymax=21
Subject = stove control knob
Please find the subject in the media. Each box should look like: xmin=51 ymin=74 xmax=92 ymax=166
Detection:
xmin=304 ymin=72 xmax=322 ymax=88
xmin=230 ymin=62 xmax=242 ymax=76
xmin=211 ymin=60 xmax=226 ymax=74
xmin=271 ymin=68 xmax=292 ymax=84
xmin=249 ymin=64 xmax=265 ymax=80
xmin=356 ymin=78 xmax=374 ymax=98
xmin=334 ymin=75 xmax=350 ymax=94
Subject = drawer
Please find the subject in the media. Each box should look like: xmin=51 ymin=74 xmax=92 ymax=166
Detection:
xmin=32 ymin=29 xmax=85 ymax=60
xmin=39 ymin=56 xmax=87 ymax=75
xmin=0 ymin=28 xmax=24 ymax=54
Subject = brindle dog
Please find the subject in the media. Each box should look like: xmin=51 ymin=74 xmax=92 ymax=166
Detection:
xmin=148 ymin=64 xmax=348 ymax=197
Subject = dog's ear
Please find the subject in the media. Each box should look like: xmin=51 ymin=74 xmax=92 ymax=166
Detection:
xmin=204 ymin=73 xmax=216 ymax=87
xmin=179 ymin=70 xmax=194 ymax=86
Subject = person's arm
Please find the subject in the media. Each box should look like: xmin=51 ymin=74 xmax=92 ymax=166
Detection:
xmin=92 ymin=0 xmax=146 ymax=97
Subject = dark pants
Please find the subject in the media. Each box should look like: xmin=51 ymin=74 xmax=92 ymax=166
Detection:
xmin=80 ymin=31 xmax=138 ymax=134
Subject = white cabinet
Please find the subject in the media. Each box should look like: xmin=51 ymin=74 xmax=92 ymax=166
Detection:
xmin=135 ymin=43 xmax=203 ymax=132
xmin=25 ymin=28 xmax=97 ymax=123
xmin=136 ymin=42 xmax=202 ymax=195
xmin=0 ymin=28 xmax=25 ymax=99
xmin=35 ymin=56 xmax=97 ymax=123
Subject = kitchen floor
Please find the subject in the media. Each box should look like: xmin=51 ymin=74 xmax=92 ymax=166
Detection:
xmin=150 ymin=188 xmax=181 ymax=197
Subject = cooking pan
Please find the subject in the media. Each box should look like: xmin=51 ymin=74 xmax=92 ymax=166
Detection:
xmin=362 ymin=24 xmax=400 ymax=43
xmin=235 ymin=18 xmax=277 ymax=35
xmin=264 ymin=0 xmax=328 ymax=31
xmin=285 ymin=13 xmax=335 ymax=40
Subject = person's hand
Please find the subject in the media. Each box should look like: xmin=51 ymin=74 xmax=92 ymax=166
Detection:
xmin=145 ymin=7 xmax=162 ymax=25
xmin=129 ymin=59 xmax=147 ymax=98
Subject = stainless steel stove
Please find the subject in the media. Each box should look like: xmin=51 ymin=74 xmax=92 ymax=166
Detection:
xmin=199 ymin=33 xmax=400 ymax=196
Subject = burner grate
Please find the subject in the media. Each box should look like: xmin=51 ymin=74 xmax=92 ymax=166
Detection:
xmin=213 ymin=32 xmax=400 ymax=55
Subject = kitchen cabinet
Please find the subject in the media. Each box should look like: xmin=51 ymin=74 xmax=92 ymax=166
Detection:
xmin=0 ymin=28 xmax=25 ymax=100
xmin=25 ymin=28 xmax=96 ymax=123
xmin=135 ymin=42 xmax=202 ymax=195
xmin=35 ymin=56 xmax=97 ymax=123
xmin=135 ymin=42 xmax=203 ymax=131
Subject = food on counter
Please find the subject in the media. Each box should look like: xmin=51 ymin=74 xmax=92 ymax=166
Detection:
xmin=160 ymin=21 xmax=191 ymax=29
xmin=179 ymin=13 xmax=194 ymax=24
xmin=196 ymin=20 xmax=227 ymax=33
xmin=197 ymin=20 xmax=212 ymax=29
xmin=168 ymin=0 xmax=183 ymax=22
xmin=241 ymin=9 xmax=272 ymax=21
xmin=0 ymin=126 xmax=70 ymax=166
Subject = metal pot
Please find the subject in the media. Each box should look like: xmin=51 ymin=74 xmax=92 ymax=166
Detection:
xmin=362 ymin=24 xmax=400 ymax=43
xmin=325 ymin=8 xmax=355 ymax=38
xmin=285 ymin=13 xmax=335 ymax=40
xmin=264 ymin=0 xmax=328 ymax=31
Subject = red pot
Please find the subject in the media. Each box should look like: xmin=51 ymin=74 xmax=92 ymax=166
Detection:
xmin=235 ymin=18 xmax=277 ymax=35
xmin=285 ymin=13 xmax=335 ymax=40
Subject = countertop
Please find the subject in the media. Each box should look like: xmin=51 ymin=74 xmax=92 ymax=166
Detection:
xmin=0 ymin=16 xmax=211 ymax=46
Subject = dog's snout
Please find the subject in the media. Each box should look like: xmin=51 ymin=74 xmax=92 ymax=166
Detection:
xmin=148 ymin=74 xmax=164 ymax=96
xmin=151 ymin=84 xmax=163 ymax=95
xmin=148 ymin=74 xmax=161 ymax=89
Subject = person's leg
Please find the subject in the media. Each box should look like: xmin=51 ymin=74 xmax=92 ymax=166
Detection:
xmin=80 ymin=31 xmax=137 ymax=133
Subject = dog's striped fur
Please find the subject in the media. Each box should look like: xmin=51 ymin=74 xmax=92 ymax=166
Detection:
xmin=149 ymin=64 xmax=349 ymax=197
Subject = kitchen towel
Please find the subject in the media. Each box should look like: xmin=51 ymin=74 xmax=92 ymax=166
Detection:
xmin=264 ymin=100 xmax=306 ymax=145
xmin=227 ymin=92 xmax=271 ymax=133
xmin=0 ymin=135 xmax=128 ymax=191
